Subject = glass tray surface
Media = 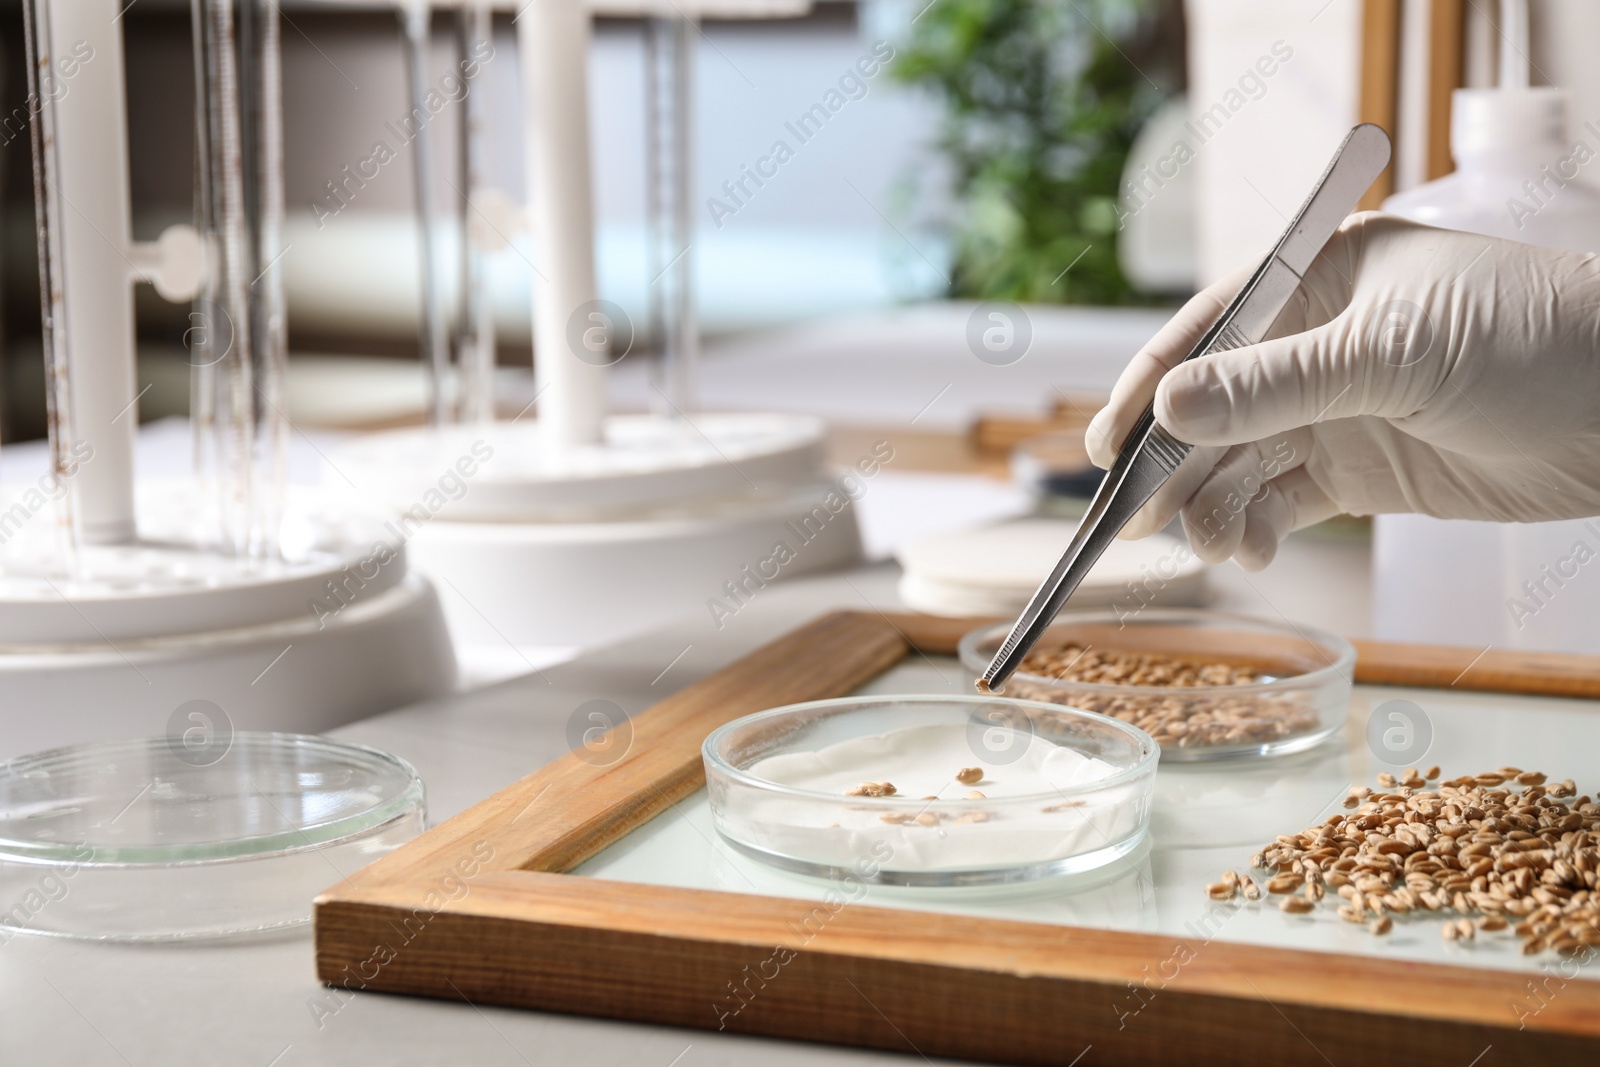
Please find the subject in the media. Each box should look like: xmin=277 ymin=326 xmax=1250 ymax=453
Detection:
xmin=576 ymin=656 xmax=1600 ymax=979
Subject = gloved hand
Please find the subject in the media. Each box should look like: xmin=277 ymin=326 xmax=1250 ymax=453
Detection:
xmin=1084 ymin=211 xmax=1600 ymax=570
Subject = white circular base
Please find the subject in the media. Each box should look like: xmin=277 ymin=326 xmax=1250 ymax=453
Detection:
xmin=0 ymin=576 xmax=456 ymax=761
xmin=0 ymin=482 xmax=456 ymax=759
xmin=327 ymin=413 xmax=829 ymax=521
xmin=0 ymin=482 xmax=408 ymax=643
xmin=895 ymin=520 xmax=1207 ymax=617
xmin=412 ymin=480 xmax=864 ymax=647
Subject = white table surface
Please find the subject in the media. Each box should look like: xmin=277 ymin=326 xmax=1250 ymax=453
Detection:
xmin=0 ymin=519 xmax=1408 ymax=1067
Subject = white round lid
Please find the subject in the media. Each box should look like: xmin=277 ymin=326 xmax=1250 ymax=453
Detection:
xmin=895 ymin=519 xmax=1207 ymax=616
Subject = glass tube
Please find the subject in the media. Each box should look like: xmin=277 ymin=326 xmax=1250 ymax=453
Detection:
xmin=252 ymin=2 xmax=288 ymax=552
xmin=455 ymin=1 xmax=495 ymax=425
xmin=644 ymin=13 xmax=697 ymax=415
xmin=402 ymin=0 xmax=452 ymax=425
xmin=192 ymin=0 xmax=288 ymax=558
xmin=21 ymin=0 xmax=80 ymax=571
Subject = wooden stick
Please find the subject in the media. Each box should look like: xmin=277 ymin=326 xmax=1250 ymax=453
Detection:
xmin=1427 ymin=0 xmax=1465 ymax=180
xmin=1359 ymin=0 xmax=1403 ymax=208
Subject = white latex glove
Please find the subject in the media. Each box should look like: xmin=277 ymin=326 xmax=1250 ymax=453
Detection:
xmin=1085 ymin=212 xmax=1600 ymax=570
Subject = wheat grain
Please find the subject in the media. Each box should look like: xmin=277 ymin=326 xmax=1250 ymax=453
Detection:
xmin=1204 ymin=769 xmax=1598 ymax=956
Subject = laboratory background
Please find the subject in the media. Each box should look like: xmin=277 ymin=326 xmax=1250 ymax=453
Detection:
xmin=1 ymin=0 xmax=1599 ymax=1064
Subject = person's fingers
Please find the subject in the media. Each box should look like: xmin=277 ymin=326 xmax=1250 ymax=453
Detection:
xmin=1117 ymin=444 xmax=1227 ymax=540
xmin=1085 ymin=261 xmax=1256 ymax=468
xmin=1234 ymin=467 xmax=1342 ymax=571
xmin=1154 ymin=317 xmax=1361 ymax=446
xmin=1099 ymin=211 xmax=1372 ymax=464
xmin=1150 ymin=212 xmax=1438 ymax=449
xmin=1177 ymin=433 xmax=1310 ymax=563
xmin=1287 ymin=211 xmax=1365 ymax=325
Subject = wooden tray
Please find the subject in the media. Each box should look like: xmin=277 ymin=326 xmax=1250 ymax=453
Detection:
xmin=314 ymin=612 xmax=1600 ymax=1065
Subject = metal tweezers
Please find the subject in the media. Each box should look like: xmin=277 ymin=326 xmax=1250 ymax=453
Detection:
xmin=979 ymin=123 xmax=1392 ymax=693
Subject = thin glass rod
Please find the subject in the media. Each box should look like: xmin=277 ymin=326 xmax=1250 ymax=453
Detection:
xmin=644 ymin=14 xmax=697 ymax=415
xmin=403 ymin=0 xmax=452 ymax=425
xmin=456 ymin=1 xmax=495 ymax=425
xmin=21 ymin=0 xmax=80 ymax=570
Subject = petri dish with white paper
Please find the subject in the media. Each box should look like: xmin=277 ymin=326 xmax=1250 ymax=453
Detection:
xmin=703 ymin=695 xmax=1158 ymax=887
xmin=0 ymin=733 xmax=424 ymax=941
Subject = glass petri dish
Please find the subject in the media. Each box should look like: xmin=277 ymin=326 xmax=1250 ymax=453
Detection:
xmin=0 ymin=733 xmax=424 ymax=941
xmin=703 ymin=694 xmax=1157 ymax=887
xmin=959 ymin=609 xmax=1356 ymax=761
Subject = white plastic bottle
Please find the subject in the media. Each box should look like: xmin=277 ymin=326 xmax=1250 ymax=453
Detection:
xmin=1383 ymin=98 xmax=1600 ymax=253
xmin=1377 ymin=0 xmax=1600 ymax=653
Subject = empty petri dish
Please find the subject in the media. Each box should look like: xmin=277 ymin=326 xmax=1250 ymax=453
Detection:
xmin=703 ymin=695 xmax=1158 ymax=887
xmin=0 ymin=733 xmax=424 ymax=941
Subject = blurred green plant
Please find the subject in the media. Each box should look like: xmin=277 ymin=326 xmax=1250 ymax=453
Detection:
xmin=894 ymin=0 xmax=1181 ymax=304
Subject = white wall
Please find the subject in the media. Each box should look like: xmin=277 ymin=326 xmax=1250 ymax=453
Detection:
xmin=1183 ymin=0 xmax=1363 ymax=285
xmin=1182 ymin=0 xmax=1600 ymax=287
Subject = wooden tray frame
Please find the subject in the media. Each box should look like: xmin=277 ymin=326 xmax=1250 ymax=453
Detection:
xmin=316 ymin=612 xmax=1600 ymax=1065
